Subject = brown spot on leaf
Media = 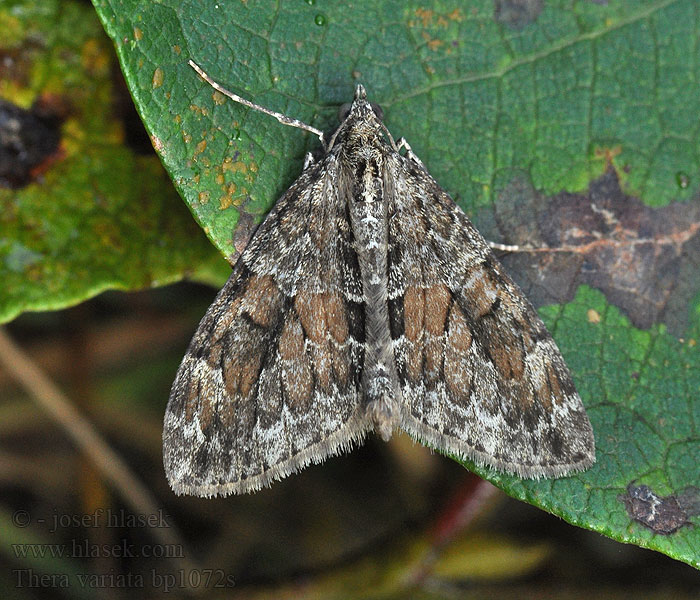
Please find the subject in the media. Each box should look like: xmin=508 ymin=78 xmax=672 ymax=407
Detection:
xmin=493 ymin=168 xmax=700 ymax=334
xmin=152 ymin=67 xmax=164 ymax=88
xmin=151 ymin=136 xmax=165 ymax=153
xmin=494 ymin=0 xmax=543 ymax=30
xmin=414 ymin=8 xmax=434 ymax=28
xmin=587 ymin=308 xmax=601 ymax=324
xmin=620 ymin=483 xmax=700 ymax=535
xmin=212 ymin=91 xmax=226 ymax=106
xmin=422 ymin=33 xmax=443 ymax=51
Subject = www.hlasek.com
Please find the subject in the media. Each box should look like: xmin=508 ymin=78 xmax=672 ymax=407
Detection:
xmin=14 ymin=568 xmax=235 ymax=591
xmin=12 ymin=538 xmax=182 ymax=559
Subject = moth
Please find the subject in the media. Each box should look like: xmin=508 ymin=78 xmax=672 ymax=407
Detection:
xmin=163 ymin=61 xmax=595 ymax=497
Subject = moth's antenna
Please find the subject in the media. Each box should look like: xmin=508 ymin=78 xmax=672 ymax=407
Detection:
xmin=188 ymin=60 xmax=326 ymax=149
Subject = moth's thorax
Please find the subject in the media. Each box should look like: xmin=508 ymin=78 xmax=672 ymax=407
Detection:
xmin=338 ymin=127 xmax=384 ymax=165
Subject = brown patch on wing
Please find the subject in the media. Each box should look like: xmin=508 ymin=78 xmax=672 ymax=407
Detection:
xmin=200 ymin=274 xmax=286 ymax=403
xmin=222 ymin=347 xmax=263 ymax=400
xmin=404 ymin=286 xmax=425 ymax=341
xmin=196 ymin=381 xmax=216 ymax=432
xmin=278 ymin=315 xmax=313 ymax=411
xmin=424 ymin=285 xmax=451 ymax=334
xmin=294 ymin=291 xmax=352 ymax=391
xmin=331 ymin=346 xmax=350 ymax=388
xmin=402 ymin=284 xmax=454 ymax=383
xmin=328 ymin=294 xmax=352 ymax=387
xmin=278 ymin=312 xmax=306 ymax=358
xmin=218 ymin=388 xmax=236 ymax=429
xmin=527 ymin=344 xmax=563 ymax=413
xmin=184 ymin=374 xmax=198 ymax=422
xmin=181 ymin=270 xmax=290 ymax=436
xmin=241 ymin=275 xmax=282 ymax=327
xmin=463 ymin=264 xmax=500 ymax=318
xmin=295 ymin=293 xmax=325 ymax=343
xmin=210 ymin=296 xmax=242 ymax=352
xmin=444 ymin=303 xmax=473 ymax=398
xmin=543 ymin=359 xmax=563 ymax=408
xmin=423 ymin=285 xmax=451 ymax=379
xmin=484 ymin=313 xmax=526 ymax=381
xmin=324 ymin=292 xmax=349 ymax=344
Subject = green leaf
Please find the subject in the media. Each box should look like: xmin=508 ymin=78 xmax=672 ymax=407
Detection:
xmin=92 ymin=0 xmax=700 ymax=568
xmin=0 ymin=0 xmax=228 ymax=325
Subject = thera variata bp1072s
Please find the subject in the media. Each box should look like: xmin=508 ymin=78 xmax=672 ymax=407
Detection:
xmin=163 ymin=61 xmax=595 ymax=497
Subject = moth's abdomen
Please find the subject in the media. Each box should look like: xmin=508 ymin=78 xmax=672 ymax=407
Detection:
xmin=347 ymin=156 xmax=401 ymax=438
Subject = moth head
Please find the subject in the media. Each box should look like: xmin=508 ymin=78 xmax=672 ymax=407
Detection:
xmin=337 ymin=85 xmax=385 ymax=124
xmin=329 ymin=85 xmax=386 ymax=152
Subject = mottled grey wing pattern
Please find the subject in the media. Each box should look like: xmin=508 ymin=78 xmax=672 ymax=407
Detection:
xmin=163 ymin=157 xmax=369 ymax=496
xmin=387 ymin=153 xmax=595 ymax=478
